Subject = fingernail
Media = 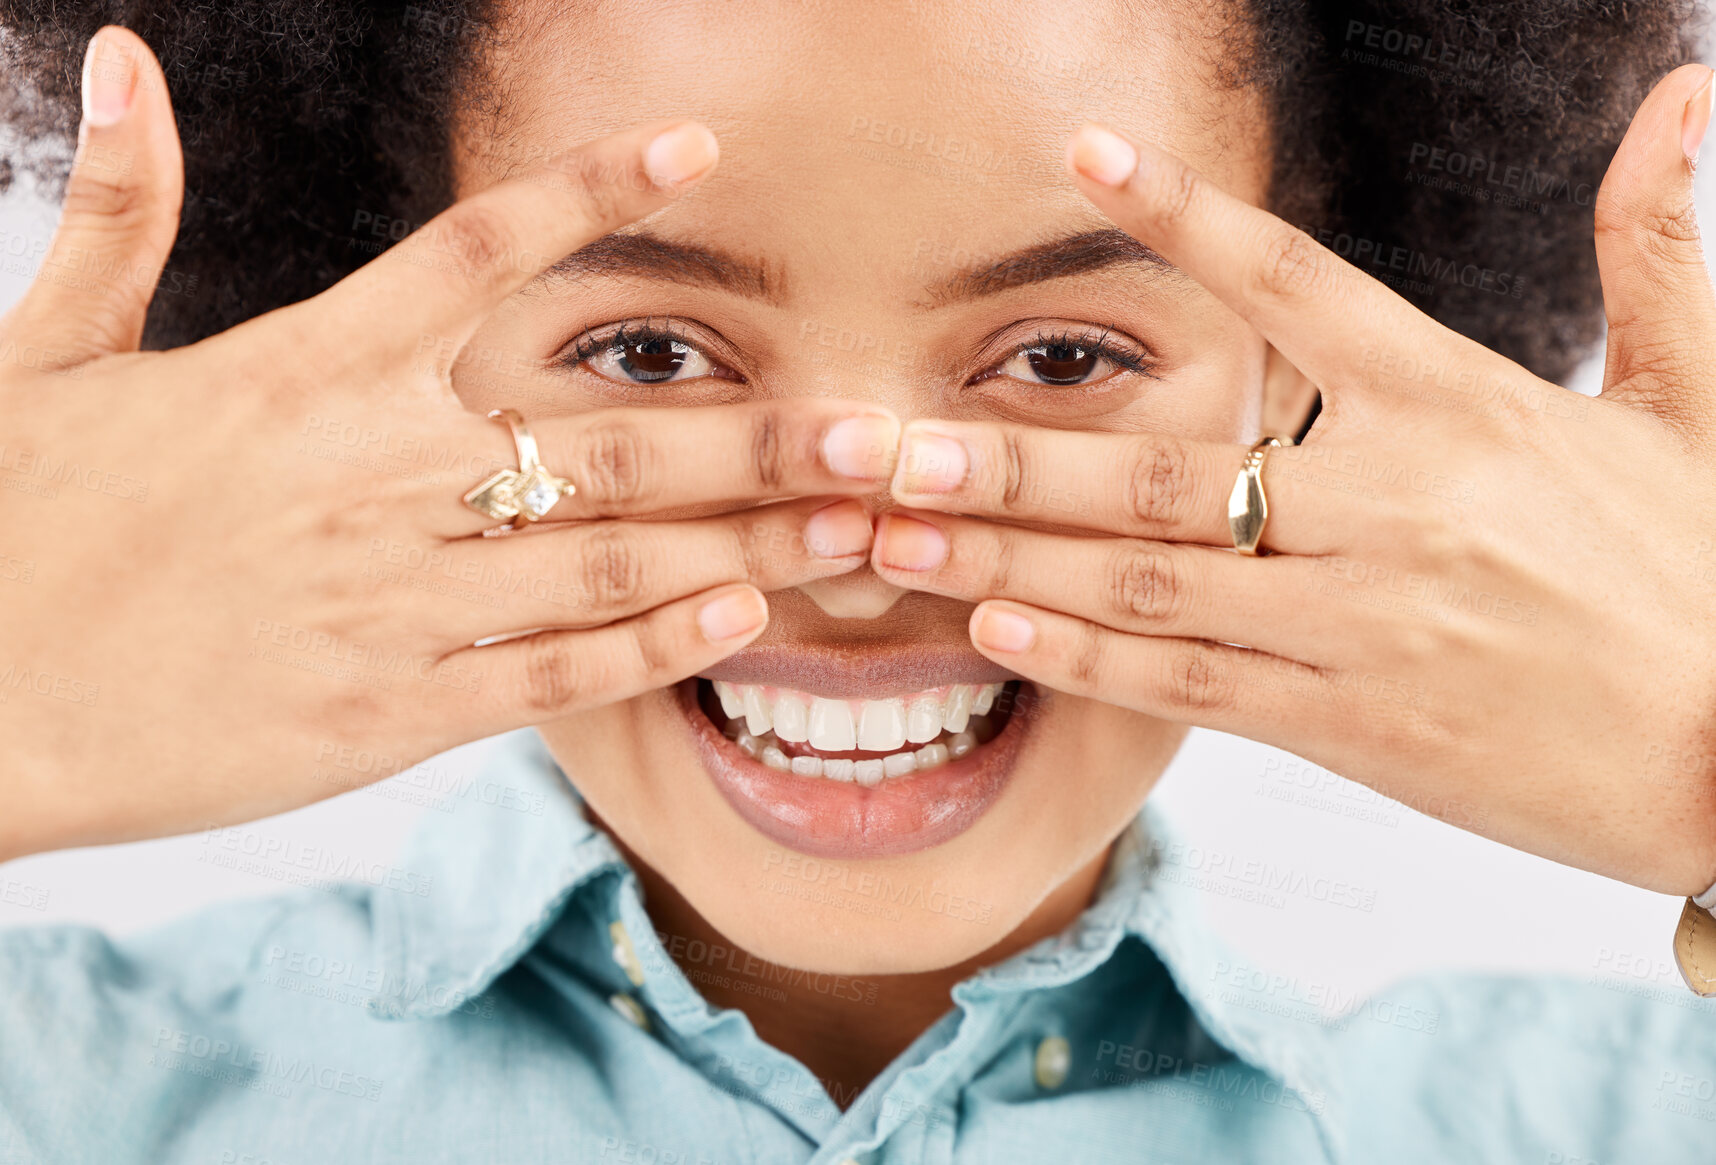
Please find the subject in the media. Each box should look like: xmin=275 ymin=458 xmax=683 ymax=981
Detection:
xmin=822 ymin=413 xmax=901 ymax=481
xmin=645 ymin=123 xmax=719 ymax=186
xmin=893 ymin=426 xmax=968 ymax=494
xmin=1684 ymin=68 xmax=1714 ymax=162
xmin=1067 ymin=125 xmax=1139 ymax=187
xmin=804 ymin=501 xmax=874 ymax=559
xmin=698 ymin=586 xmax=767 ymax=642
xmin=81 ymin=29 xmax=137 ymax=129
xmin=873 ymin=514 xmax=948 ymax=572
xmin=971 ymin=604 xmax=1036 ymax=654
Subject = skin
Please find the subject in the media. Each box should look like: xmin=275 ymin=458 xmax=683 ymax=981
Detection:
xmin=443 ymin=0 xmax=1294 ymax=1090
xmin=4 ymin=0 xmax=1715 ymax=1114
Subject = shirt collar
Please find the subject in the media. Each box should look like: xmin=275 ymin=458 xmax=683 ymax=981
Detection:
xmin=367 ymin=730 xmax=1344 ymax=1160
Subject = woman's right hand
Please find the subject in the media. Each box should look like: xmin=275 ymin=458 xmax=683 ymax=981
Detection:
xmin=0 ymin=27 xmax=899 ymax=860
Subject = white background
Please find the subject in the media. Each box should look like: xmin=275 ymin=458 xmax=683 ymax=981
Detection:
xmin=2 ymin=75 xmax=1711 ymax=1016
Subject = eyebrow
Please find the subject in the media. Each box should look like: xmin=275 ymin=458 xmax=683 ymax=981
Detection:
xmin=529 ymin=226 xmax=1180 ymax=306
xmin=923 ymin=228 xmax=1183 ymax=306
xmin=534 ymin=231 xmax=781 ymax=303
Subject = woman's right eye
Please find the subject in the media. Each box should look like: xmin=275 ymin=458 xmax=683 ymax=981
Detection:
xmin=567 ymin=325 xmax=735 ymax=386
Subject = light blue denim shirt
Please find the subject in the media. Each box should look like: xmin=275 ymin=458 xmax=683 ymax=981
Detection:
xmin=3 ymin=731 xmax=1715 ymax=1164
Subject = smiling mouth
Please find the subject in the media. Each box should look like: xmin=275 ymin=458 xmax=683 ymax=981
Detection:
xmin=678 ymin=670 xmax=1034 ymax=860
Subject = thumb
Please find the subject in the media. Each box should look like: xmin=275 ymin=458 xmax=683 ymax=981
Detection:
xmin=0 ymin=26 xmax=185 ymax=367
xmin=1593 ymin=62 xmax=1716 ymax=428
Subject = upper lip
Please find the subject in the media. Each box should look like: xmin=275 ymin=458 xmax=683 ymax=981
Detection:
xmin=700 ymin=643 xmax=1021 ymax=699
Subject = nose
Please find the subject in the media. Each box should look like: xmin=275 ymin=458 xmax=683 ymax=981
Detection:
xmin=788 ymin=326 xmax=938 ymax=618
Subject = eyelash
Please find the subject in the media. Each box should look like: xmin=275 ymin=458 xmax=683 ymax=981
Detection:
xmin=972 ymin=326 xmax=1160 ymax=384
xmin=557 ymin=320 xmax=1160 ymax=385
xmin=560 ymin=319 xmax=723 ymax=371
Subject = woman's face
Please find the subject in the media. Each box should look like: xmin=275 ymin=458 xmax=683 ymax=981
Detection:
xmin=448 ymin=0 xmax=1278 ymax=974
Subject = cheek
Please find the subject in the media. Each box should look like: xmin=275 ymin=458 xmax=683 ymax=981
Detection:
xmin=1144 ymin=325 xmax=1269 ymax=444
xmin=444 ymin=312 xmax=570 ymax=418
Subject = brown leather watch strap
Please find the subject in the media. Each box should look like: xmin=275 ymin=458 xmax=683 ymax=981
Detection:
xmin=1674 ymin=897 xmax=1716 ymax=996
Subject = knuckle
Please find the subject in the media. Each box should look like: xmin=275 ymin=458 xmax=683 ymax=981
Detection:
xmin=61 ymin=166 xmax=148 ymax=226
xmin=1643 ymin=196 xmax=1702 ymax=248
xmin=623 ymin=616 xmax=675 ymax=685
xmin=1124 ymin=439 xmax=1189 ymax=529
xmin=517 ymin=633 xmax=591 ymax=714
xmin=556 ymin=154 xmax=630 ymax=230
xmin=998 ymin=429 xmax=1030 ymax=512
xmin=427 ymin=202 xmax=517 ymax=280
xmin=1164 ymin=644 xmax=1230 ymax=714
xmin=577 ymin=420 xmax=653 ymax=508
xmin=748 ymin=407 xmax=788 ymax=492
xmin=1252 ymin=227 xmax=1327 ymax=303
xmin=1108 ymin=544 xmax=1181 ymax=624
xmin=576 ymin=524 xmax=646 ymax=610
xmin=1153 ymin=161 xmax=1202 ymax=233
xmin=1067 ymin=621 xmax=1108 ymax=689
xmin=984 ymin=532 xmax=1016 ymax=594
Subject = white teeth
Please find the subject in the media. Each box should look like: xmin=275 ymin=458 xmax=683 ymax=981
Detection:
xmin=743 ymin=688 xmax=773 ymax=736
xmin=944 ymin=686 xmax=973 ymax=734
xmin=711 ymin=679 xmax=1013 ymax=781
xmin=715 ymin=680 xmax=745 ymax=720
xmin=772 ymin=693 xmax=810 ymax=743
xmin=808 ymin=697 xmax=857 ymax=752
xmin=906 ymin=696 xmax=942 ymax=744
xmin=857 ymin=698 xmax=906 ymax=752
xmin=973 ymin=683 xmax=999 ymax=715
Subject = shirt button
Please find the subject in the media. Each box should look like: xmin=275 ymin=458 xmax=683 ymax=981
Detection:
xmin=608 ymin=991 xmax=650 ymax=1030
xmin=609 ymin=920 xmax=645 ymax=986
xmin=1034 ymin=1035 xmax=1071 ymax=1090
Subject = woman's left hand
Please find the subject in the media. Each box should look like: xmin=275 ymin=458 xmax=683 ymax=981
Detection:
xmin=870 ymin=64 xmax=1716 ymax=896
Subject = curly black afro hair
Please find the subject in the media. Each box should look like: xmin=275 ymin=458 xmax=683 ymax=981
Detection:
xmin=0 ymin=0 xmax=1705 ymax=386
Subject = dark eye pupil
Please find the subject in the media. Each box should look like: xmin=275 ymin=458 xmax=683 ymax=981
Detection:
xmin=617 ymin=338 xmax=686 ymax=382
xmin=1027 ymin=343 xmax=1097 ymax=385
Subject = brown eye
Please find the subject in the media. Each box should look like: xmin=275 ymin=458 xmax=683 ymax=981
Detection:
xmin=996 ymin=342 xmax=1118 ymax=387
xmin=583 ymin=333 xmax=717 ymax=384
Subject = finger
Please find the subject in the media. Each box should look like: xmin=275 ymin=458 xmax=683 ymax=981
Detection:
xmin=420 ymin=498 xmax=873 ymax=645
xmin=436 ymin=582 xmax=768 ymax=735
xmin=1593 ymin=63 xmax=1716 ymax=431
xmin=0 ymin=26 xmax=184 ymax=364
xmin=440 ymin=400 xmax=900 ymax=533
xmin=871 ymin=510 xmax=1362 ymax=664
xmin=1063 ymin=123 xmax=1472 ymax=395
xmin=964 ymin=599 xmax=1353 ymax=747
xmin=308 ymin=120 xmax=719 ymax=366
xmin=888 ymin=418 xmax=1355 ymax=554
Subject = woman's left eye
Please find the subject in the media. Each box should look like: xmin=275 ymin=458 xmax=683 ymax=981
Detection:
xmin=997 ymin=342 xmax=1116 ymax=386
xmin=979 ymin=332 xmax=1153 ymax=388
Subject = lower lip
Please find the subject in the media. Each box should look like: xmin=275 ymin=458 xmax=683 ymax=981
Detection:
xmin=677 ymin=679 xmax=1035 ymax=860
